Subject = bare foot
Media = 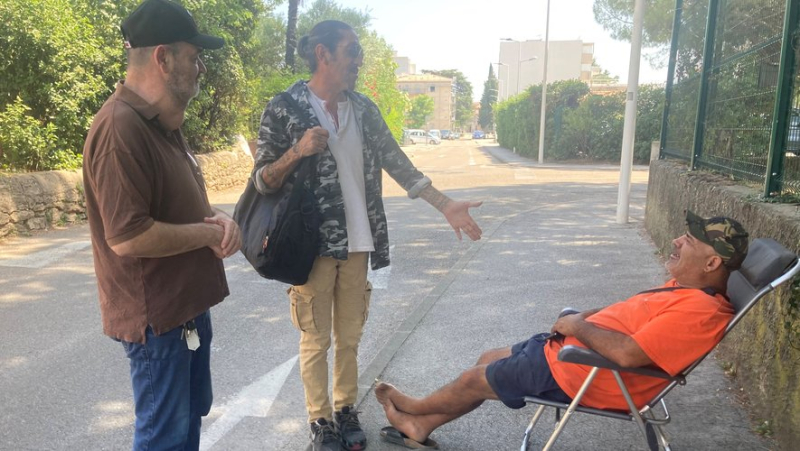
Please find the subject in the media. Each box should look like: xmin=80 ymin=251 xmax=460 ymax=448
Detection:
xmin=375 ymin=382 xmax=425 ymax=415
xmin=374 ymin=381 xmax=395 ymax=407
xmin=383 ymin=395 xmax=434 ymax=445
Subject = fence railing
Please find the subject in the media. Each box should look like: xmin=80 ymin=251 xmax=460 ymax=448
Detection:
xmin=661 ymin=0 xmax=800 ymax=197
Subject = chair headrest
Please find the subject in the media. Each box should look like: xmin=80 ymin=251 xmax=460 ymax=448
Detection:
xmin=731 ymin=238 xmax=796 ymax=291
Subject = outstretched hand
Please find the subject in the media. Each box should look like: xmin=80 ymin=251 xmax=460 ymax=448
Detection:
xmin=443 ymin=200 xmax=483 ymax=241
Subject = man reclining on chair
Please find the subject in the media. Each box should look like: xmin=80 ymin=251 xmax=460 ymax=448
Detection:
xmin=375 ymin=211 xmax=749 ymax=449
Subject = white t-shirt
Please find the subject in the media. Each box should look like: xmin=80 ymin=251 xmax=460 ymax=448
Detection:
xmin=307 ymin=90 xmax=375 ymax=253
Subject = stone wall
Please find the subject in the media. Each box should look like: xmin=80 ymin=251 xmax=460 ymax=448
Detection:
xmin=0 ymin=149 xmax=253 ymax=239
xmin=0 ymin=171 xmax=85 ymax=238
xmin=195 ymin=147 xmax=253 ymax=192
xmin=646 ymin=159 xmax=800 ymax=448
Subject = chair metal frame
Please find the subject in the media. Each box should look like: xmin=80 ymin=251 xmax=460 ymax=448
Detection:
xmin=520 ymin=238 xmax=800 ymax=451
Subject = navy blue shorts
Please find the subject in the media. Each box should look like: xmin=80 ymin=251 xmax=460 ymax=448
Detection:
xmin=485 ymin=332 xmax=572 ymax=409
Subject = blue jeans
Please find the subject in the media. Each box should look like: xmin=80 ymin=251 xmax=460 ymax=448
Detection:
xmin=121 ymin=311 xmax=213 ymax=451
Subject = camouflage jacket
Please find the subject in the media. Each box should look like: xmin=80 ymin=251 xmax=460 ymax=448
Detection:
xmin=253 ymin=81 xmax=431 ymax=270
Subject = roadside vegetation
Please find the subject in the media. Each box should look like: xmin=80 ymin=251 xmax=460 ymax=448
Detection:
xmin=0 ymin=0 xmax=412 ymax=172
xmin=494 ymin=81 xmax=664 ymax=163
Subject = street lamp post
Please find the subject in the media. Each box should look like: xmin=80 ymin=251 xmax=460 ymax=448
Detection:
xmin=500 ymin=38 xmax=521 ymax=97
xmin=537 ymin=0 xmax=551 ymax=164
xmin=501 ymin=39 xmax=539 ymax=99
xmin=518 ymin=56 xmax=538 ymax=94
xmin=492 ymin=62 xmax=509 ymax=101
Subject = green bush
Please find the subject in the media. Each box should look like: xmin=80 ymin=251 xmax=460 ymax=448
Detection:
xmin=0 ymin=0 xmax=110 ymax=171
xmin=496 ymin=80 xmax=589 ymax=157
xmin=634 ymin=84 xmax=666 ymax=161
xmin=555 ymin=92 xmax=625 ymax=160
xmin=0 ymin=97 xmax=72 ymax=171
xmin=496 ymin=81 xmax=665 ymax=163
xmin=0 ymin=0 xmax=425 ymax=170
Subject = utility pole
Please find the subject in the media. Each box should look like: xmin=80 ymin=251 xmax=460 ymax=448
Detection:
xmin=616 ymin=0 xmax=646 ymax=224
xmin=537 ymin=0 xmax=551 ymax=164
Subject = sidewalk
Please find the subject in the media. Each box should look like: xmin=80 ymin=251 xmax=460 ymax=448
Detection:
xmin=352 ymin=145 xmax=770 ymax=450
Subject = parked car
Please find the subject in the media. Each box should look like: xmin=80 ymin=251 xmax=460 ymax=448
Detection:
xmin=441 ymin=130 xmax=452 ymax=140
xmin=472 ymin=130 xmax=485 ymax=139
xmin=428 ymin=129 xmax=441 ymax=140
xmin=406 ymin=129 xmax=441 ymax=145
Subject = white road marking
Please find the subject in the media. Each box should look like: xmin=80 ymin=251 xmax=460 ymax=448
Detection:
xmin=468 ymin=148 xmax=476 ymax=166
xmin=0 ymin=240 xmax=91 ymax=268
xmin=368 ymin=245 xmax=393 ymax=289
xmin=200 ymin=355 xmax=298 ymax=451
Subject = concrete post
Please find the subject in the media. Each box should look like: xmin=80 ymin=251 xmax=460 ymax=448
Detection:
xmin=650 ymin=141 xmax=660 ymax=162
xmin=616 ymin=0 xmax=646 ymax=224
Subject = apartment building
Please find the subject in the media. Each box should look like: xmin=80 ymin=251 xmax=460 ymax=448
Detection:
xmin=497 ymin=39 xmax=594 ymax=100
xmin=396 ymin=73 xmax=453 ymax=131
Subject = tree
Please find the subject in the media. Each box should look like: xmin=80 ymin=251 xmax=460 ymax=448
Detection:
xmin=479 ymin=64 xmax=498 ymax=131
xmin=357 ymin=30 xmax=409 ymax=141
xmin=591 ymin=60 xmax=620 ymax=85
xmin=285 ymin=0 xmax=301 ymax=71
xmin=295 ymin=0 xmax=407 ymax=141
xmin=0 ymin=0 xmax=112 ymax=170
xmin=407 ymin=95 xmax=434 ymax=129
xmin=593 ymin=0 xmax=693 ymax=70
xmin=181 ymin=0 xmax=270 ymax=152
xmin=422 ymin=69 xmax=473 ymax=129
xmin=297 ymin=0 xmax=371 ymax=36
xmin=593 ymin=0 xmax=675 ymax=48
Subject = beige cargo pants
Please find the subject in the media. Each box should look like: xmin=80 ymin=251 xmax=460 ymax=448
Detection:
xmin=287 ymin=253 xmax=372 ymax=422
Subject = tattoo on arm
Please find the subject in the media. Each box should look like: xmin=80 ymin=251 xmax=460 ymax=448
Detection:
xmin=420 ymin=185 xmax=452 ymax=213
xmin=261 ymin=145 xmax=303 ymax=189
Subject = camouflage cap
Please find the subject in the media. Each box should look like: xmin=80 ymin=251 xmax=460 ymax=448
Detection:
xmin=686 ymin=210 xmax=749 ymax=270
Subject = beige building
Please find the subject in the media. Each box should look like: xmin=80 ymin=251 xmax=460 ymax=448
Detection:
xmin=393 ymin=55 xmax=416 ymax=76
xmin=397 ymin=73 xmax=453 ymax=130
xmin=498 ymin=40 xmax=594 ymax=100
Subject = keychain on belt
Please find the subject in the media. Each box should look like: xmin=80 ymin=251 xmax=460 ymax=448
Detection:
xmin=182 ymin=320 xmax=200 ymax=351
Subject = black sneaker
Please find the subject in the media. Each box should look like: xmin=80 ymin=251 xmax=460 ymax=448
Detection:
xmin=335 ymin=406 xmax=367 ymax=451
xmin=309 ymin=418 xmax=341 ymax=451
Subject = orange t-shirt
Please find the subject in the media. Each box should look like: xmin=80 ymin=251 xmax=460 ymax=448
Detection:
xmin=544 ymin=280 xmax=733 ymax=410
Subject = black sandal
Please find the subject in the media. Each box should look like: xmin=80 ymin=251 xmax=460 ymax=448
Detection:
xmin=379 ymin=426 xmax=439 ymax=449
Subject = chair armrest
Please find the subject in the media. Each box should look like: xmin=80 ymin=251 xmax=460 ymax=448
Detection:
xmin=557 ymin=345 xmax=680 ymax=381
xmin=559 ymin=307 xmax=580 ymax=318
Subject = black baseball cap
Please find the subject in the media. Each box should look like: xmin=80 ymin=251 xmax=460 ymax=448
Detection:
xmin=121 ymin=0 xmax=224 ymax=50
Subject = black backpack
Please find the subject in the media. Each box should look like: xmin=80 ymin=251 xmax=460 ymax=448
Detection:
xmin=233 ymin=93 xmax=322 ymax=285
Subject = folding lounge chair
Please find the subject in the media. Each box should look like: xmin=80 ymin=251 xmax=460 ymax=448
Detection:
xmin=520 ymin=238 xmax=800 ymax=451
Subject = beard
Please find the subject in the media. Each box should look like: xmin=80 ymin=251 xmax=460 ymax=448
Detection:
xmin=166 ymin=69 xmax=200 ymax=107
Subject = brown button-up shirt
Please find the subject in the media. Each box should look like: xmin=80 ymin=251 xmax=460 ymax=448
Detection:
xmin=83 ymin=82 xmax=229 ymax=344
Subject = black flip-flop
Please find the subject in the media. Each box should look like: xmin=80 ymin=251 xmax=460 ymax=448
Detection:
xmin=380 ymin=426 xmax=439 ymax=449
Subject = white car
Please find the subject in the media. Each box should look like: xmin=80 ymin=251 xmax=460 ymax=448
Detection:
xmin=406 ymin=129 xmax=441 ymax=145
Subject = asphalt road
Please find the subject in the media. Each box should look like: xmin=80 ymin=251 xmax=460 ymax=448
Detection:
xmin=0 ymin=141 xmax=767 ymax=450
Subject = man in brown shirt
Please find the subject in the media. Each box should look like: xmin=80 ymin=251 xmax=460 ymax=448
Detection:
xmin=82 ymin=1 xmax=240 ymax=449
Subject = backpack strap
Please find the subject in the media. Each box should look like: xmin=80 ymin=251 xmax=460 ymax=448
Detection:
xmin=278 ymin=92 xmax=319 ymax=183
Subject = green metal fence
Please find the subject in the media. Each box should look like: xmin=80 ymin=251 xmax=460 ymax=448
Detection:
xmin=661 ymin=0 xmax=800 ymax=197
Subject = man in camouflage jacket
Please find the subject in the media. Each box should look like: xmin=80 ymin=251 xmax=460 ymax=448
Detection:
xmin=252 ymin=20 xmax=482 ymax=451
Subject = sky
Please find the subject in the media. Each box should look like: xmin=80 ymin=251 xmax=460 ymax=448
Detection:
xmin=316 ymin=0 xmax=669 ymax=102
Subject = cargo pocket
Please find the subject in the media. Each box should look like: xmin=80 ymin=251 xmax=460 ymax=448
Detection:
xmin=362 ymin=280 xmax=373 ymax=324
xmin=288 ymin=287 xmax=317 ymax=333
